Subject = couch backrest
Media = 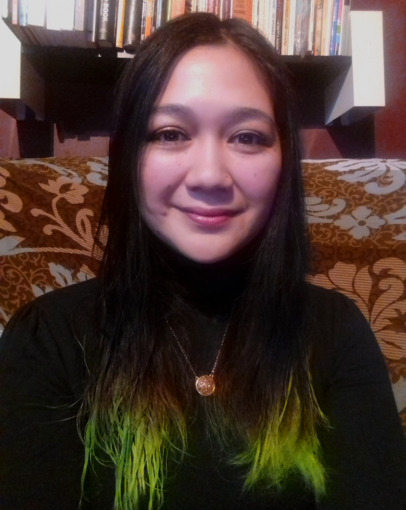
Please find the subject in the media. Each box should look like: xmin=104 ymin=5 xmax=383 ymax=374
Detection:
xmin=1 ymin=156 xmax=405 ymax=429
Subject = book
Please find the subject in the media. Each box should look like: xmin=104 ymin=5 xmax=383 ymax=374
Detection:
xmin=329 ymin=0 xmax=339 ymax=55
xmin=115 ymin=0 xmax=126 ymax=48
xmin=268 ymin=0 xmax=278 ymax=47
xmin=307 ymin=0 xmax=316 ymax=54
xmin=232 ymin=0 xmax=252 ymax=24
xmin=170 ymin=0 xmax=185 ymax=18
xmin=219 ymin=0 xmax=232 ymax=19
xmin=313 ymin=0 xmax=323 ymax=55
xmin=274 ymin=0 xmax=284 ymax=53
xmin=294 ymin=0 xmax=311 ymax=56
xmin=320 ymin=0 xmax=334 ymax=56
xmin=140 ymin=0 xmax=153 ymax=39
xmin=282 ymin=0 xmax=297 ymax=55
xmin=154 ymin=0 xmax=168 ymax=28
xmin=338 ymin=0 xmax=350 ymax=56
xmin=256 ymin=0 xmax=271 ymax=38
xmin=96 ymin=0 xmax=117 ymax=47
xmin=122 ymin=0 xmax=142 ymax=51
xmin=288 ymin=0 xmax=297 ymax=55
xmin=85 ymin=0 xmax=98 ymax=47
xmin=332 ymin=0 xmax=344 ymax=55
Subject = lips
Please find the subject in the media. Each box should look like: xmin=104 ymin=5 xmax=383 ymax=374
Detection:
xmin=180 ymin=206 xmax=238 ymax=228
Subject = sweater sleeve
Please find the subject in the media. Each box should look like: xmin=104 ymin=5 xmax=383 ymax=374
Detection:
xmin=0 ymin=283 xmax=97 ymax=510
xmin=312 ymin=288 xmax=406 ymax=510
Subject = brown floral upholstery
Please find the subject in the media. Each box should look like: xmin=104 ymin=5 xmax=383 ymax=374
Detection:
xmin=1 ymin=156 xmax=405 ymax=430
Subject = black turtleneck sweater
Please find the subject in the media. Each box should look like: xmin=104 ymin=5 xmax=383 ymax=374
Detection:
xmin=1 ymin=276 xmax=406 ymax=509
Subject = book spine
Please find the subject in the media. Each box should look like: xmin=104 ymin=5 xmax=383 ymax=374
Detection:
xmin=313 ymin=0 xmax=323 ymax=55
xmin=321 ymin=0 xmax=333 ymax=56
xmin=220 ymin=0 xmax=232 ymax=19
xmin=215 ymin=0 xmax=221 ymax=18
xmin=256 ymin=0 xmax=269 ymax=36
xmin=268 ymin=0 xmax=277 ymax=47
xmin=274 ymin=0 xmax=283 ymax=53
xmin=142 ymin=0 xmax=153 ymax=39
xmin=338 ymin=0 xmax=350 ymax=55
xmin=294 ymin=0 xmax=311 ymax=56
xmin=207 ymin=0 xmax=215 ymax=13
xmin=253 ymin=0 xmax=260 ymax=29
xmin=154 ymin=0 xmax=168 ymax=28
xmin=307 ymin=0 xmax=315 ymax=54
xmin=170 ymin=0 xmax=185 ymax=18
xmin=115 ymin=0 xmax=126 ymax=48
xmin=287 ymin=0 xmax=296 ymax=55
xmin=329 ymin=0 xmax=339 ymax=55
xmin=232 ymin=0 xmax=252 ymax=24
xmin=85 ymin=0 xmax=98 ymax=47
xmin=122 ymin=0 xmax=142 ymax=50
xmin=97 ymin=0 xmax=117 ymax=46
xmin=11 ymin=0 xmax=18 ymax=25
xmin=333 ymin=0 xmax=344 ymax=55
xmin=18 ymin=0 xmax=28 ymax=26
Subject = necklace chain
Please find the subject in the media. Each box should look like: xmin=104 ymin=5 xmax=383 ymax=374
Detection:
xmin=167 ymin=320 xmax=229 ymax=396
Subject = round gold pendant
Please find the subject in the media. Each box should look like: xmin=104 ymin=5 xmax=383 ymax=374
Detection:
xmin=195 ymin=374 xmax=216 ymax=396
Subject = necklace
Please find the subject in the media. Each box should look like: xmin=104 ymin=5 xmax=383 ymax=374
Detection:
xmin=167 ymin=320 xmax=229 ymax=397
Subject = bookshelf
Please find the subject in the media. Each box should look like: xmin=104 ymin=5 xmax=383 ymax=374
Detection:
xmin=0 ymin=9 xmax=385 ymax=157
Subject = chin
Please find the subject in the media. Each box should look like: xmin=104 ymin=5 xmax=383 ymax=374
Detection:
xmin=178 ymin=243 xmax=256 ymax=267
xmin=183 ymin=252 xmax=233 ymax=265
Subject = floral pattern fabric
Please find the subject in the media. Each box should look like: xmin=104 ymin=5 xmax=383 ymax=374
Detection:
xmin=0 ymin=156 xmax=405 ymax=430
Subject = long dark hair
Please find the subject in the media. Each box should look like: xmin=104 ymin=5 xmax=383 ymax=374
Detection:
xmin=81 ymin=13 xmax=326 ymax=510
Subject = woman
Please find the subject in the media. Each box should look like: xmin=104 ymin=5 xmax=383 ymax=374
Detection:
xmin=1 ymin=13 xmax=405 ymax=510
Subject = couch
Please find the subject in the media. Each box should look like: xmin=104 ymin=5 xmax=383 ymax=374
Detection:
xmin=1 ymin=156 xmax=405 ymax=431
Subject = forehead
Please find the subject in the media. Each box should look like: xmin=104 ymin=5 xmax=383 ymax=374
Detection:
xmin=156 ymin=43 xmax=273 ymax=110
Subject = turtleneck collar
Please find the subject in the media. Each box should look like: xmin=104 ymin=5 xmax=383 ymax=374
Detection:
xmin=150 ymin=234 xmax=256 ymax=317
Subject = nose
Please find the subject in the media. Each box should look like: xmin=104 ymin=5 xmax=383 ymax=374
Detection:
xmin=184 ymin=136 xmax=231 ymax=191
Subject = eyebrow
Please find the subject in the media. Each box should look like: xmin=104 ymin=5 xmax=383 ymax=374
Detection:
xmin=151 ymin=104 xmax=277 ymax=128
xmin=151 ymin=104 xmax=193 ymax=119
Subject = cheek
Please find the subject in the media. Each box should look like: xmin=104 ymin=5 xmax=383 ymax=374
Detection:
xmin=140 ymin=152 xmax=184 ymax=207
xmin=239 ymin=160 xmax=282 ymax=210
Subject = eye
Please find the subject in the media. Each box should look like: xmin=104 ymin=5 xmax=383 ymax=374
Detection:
xmin=148 ymin=128 xmax=190 ymax=145
xmin=229 ymin=131 xmax=274 ymax=149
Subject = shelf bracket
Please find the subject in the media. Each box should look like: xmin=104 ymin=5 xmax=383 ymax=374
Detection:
xmin=325 ymin=11 xmax=385 ymax=125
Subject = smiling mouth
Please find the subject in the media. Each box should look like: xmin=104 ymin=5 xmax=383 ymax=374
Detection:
xmin=181 ymin=207 xmax=238 ymax=228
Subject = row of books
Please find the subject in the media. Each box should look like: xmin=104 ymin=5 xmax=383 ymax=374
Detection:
xmin=1 ymin=0 xmax=352 ymax=55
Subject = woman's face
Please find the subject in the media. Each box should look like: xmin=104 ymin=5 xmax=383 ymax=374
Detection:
xmin=140 ymin=44 xmax=282 ymax=264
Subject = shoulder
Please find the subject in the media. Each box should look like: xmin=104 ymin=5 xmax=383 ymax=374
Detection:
xmin=305 ymin=283 xmax=388 ymax=387
xmin=1 ymin=279 xmax=100 ymax=361
xmin=21 ymin=277 xmax=100 ymax=312
xmin=305 ymin=282 xmax=372 ymax=339
xmin=0 ymin=279 xmax=101 ymax=399
xmin=306 ymin=282 xmax=363 ymax=317
xmin=5 ymin=278 xmax=100 ymax=329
